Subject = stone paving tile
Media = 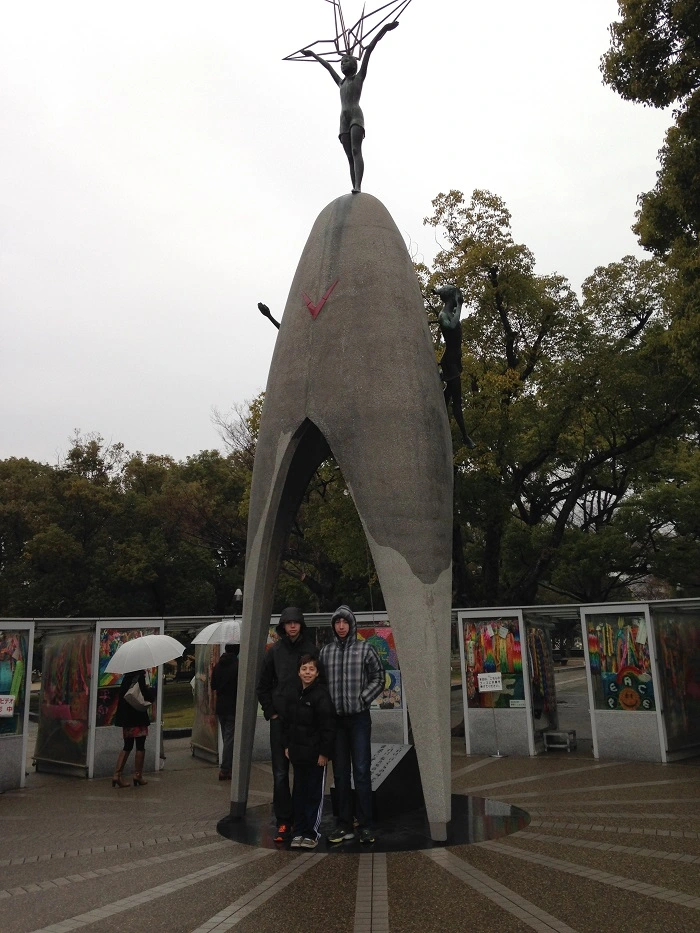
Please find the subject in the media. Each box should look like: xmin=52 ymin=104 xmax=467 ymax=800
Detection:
xmin=453 ymin=843 xmax=697 ymax=933
xmin=2 ymin=739 xmax=699 ymax=933
xmin=0 ymin=840 xmax=233 ymax=899
xmin=523 ymin=822 xmax=700 ymax=856
xmin=426 ymin=848 xmax=576 ymax=932
xmin=226 ymin=851 xmax=356 ymax=933
xmin=189 ymin=852 xmax=321 ymax=932
xmin=483 ymin=840 xmax=700 ymax=910
xmin=0 ymin=846 xmax=269 ymax=933
xmin=22 ymin=851 xmax=279 ymax=933
xmin=387 ymin=850 xmax=533 ymax=933
xmin=509 ymin=833 xmax=700 ymax=897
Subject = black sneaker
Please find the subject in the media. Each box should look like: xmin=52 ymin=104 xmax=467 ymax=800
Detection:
xmin=274 ymin=823 xmax=290 ymax=844
xmin=359 ymin=828 xmax=375 ymax=844
xmin=327 ymin=825 xmax=355 ymax=844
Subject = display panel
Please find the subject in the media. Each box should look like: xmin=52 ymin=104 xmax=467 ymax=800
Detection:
xmin=653 ymin=609 xmax=700 ymax=751
xmin=526 ymin=625 xmax=557 ymax=730
xmin=35 ymin=632 xmax=93 ymax=767
xmin=95 ymin=628 xmax=158 ymax=727
xmin=191 ymin=643 xmax=220 ymax=756
xmin=463 ymin=617 xmax=524 ymax=709
xmin=315 ymin=623 xmax=402 ymax=709
xmin=0 ymin=630 xmax=28 ymax=737
xmin=359 ymin=627 xmax=402 ymax=710
xmin=585 ymin=613 xmax=655 ymax=711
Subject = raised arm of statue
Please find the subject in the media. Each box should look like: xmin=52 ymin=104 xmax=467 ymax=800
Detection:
xmin=358 ymin=21 xmax=398 ymax=81
xmin=302 ymin=49 xmax=342 ymax=85
xmin=258 ymin=302 xmax=280 ymax=330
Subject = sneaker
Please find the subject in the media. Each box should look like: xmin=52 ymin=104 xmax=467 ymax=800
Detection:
xmin=290 ymin=835 xmax=303 ymax=848
xmin=274 ymin=823 xmax=290 ymax=844
xmin=327 ymin=826 xmax=355 ymax=844
xmin=359 ymin=828 xmax=375 ymax=844
xmin=300 ymin=837 xmax=318 ymax=849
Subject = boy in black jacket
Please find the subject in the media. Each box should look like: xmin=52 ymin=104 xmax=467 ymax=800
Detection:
xmin=283 ymin=653 xmax=336 ymax=849
xmin=256 ymin=607 xmax=322 ymax=843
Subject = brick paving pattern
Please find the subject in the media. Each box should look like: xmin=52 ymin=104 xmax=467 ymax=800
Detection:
xmin=0 ymin=734 xmax=698 ymax=933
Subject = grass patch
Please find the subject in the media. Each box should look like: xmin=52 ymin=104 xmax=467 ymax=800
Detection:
xmin=161 ymin=681 xmax=195 ymax=729
xmin=29 ymin=680 xmax=195 ymax=729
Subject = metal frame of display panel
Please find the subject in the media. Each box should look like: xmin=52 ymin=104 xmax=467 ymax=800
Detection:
xmin=0 ymin=620 xmax=35 ymax=791
xmin=580 ymin=603 xmax=665 ymax=763
xmin=458 ymin=609 xmax=535 ymax=757
xmin=89 ymin=620 xmax=165 ymax=779
xmin=649 ymin=602 xmax=700 ymax=761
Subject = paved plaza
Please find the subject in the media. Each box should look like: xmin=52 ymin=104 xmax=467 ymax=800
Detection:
xmin=2 ymin=720 xmax=699 ymax=933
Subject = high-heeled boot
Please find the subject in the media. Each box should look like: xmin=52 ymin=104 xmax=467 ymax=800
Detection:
xmin=112 ymin=750 xmax=130 ymax=788
xmin=133 ymin=750 xmax=148 ymax=786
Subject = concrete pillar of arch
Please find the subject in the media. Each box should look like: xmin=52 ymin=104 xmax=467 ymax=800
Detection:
xmin=230 ymin=193 xmax=453 ymax=840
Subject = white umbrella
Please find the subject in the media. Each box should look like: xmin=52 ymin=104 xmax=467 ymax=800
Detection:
xmin=105 ymin=634 xmax=185 ymax=673
xmin=191 ymin=619 xmax=241 ymax=645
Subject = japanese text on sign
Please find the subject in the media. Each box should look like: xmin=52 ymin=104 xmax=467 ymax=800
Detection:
xmin=477 ymin=673 xmax=503 ymax=692
xmin=0 ymin=695 xmax=15 ymax=717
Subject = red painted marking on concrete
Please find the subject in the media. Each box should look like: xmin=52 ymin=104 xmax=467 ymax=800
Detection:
xmin=302 ymin=279 xmax=339 ymax=319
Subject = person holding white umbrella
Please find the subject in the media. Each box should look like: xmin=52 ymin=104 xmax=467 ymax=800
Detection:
xmin=106 ymin=633 xmax=184 ymax=789
xmin=112 ymin=670 xmax=157 ymax=787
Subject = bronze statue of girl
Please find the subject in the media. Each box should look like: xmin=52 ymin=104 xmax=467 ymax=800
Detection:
xmin=302 ymin=21 xmax=398 ymax=192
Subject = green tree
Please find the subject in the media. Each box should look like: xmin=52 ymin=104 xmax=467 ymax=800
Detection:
xmin=421 ymin=189 xmax=696 ymax=605
xmin=602 ymin=1 xmax=700 ymax=357
xmin=214 ymin=399 xmax=380 ymax=613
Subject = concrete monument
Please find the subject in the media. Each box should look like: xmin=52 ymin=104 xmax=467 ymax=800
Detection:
xmin=231 ymin=1 xmax=454 ymax=841
xmin=231 ymin=193 xmax=454 ymax=839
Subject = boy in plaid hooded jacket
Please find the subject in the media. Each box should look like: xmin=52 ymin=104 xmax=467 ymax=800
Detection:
xmin=320 ymin=605 xmax=384 ymax=843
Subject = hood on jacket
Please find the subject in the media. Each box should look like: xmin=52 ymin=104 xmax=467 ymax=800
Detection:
xmin=219 ymin=646 xmax=239 ymax=665
xmin=330 ymin=604 xmax=357 ymax=643
xmin=276 ymin=606 xmax=307 ymax=637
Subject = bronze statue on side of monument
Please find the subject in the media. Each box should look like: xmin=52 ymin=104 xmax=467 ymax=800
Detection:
xmin=433 ymin=285 xmax=476 ymax=450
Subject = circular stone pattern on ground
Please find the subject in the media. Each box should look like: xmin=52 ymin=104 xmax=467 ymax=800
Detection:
xmin=217 ymin=794 xmax=529 ymax=853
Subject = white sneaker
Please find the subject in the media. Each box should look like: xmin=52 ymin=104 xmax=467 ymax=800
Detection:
xmin=290 ymin=835 xmax=303 ymax=848
xmin=300 ymin=837 xmax=318 ymax=849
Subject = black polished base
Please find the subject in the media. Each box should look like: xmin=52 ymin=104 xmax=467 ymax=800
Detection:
xmin=217 ymin=794 xmax=529 ymax=853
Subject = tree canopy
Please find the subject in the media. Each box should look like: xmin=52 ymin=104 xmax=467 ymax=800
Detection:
xmin=420 ymin=189 xmax=698 ymax=606
xmin=602 ymin=1 xmax=700 ymax=358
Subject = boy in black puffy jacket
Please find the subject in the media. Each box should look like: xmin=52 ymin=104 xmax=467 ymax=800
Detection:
xmin=283 ymin=653 xmax=336 ymax=849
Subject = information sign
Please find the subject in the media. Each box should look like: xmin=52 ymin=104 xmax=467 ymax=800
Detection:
xmin=0 ymin=695 xmax=15 ymax=717
xmin=477 ymin=672 xmax=503 ymax=692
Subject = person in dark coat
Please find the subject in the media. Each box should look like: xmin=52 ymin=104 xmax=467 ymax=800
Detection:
xmin=283 ymin=653 xmax=336 ymax=849
xmin=112 ymin=670 xmax=156 ymax=788
xmin=211 ymin=643 xmax=240 ymax=781
xmin=256 ymin=607 xmax=322 ymax=843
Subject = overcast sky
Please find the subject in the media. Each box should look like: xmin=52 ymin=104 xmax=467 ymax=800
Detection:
xmin=1 ymin=1 xmax=671 ymax=466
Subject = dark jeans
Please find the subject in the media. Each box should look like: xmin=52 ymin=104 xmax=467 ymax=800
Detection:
xmin=269 ymin=717 xmax=292 ymax=825
xmin=333 ymin=710 xmax=372 ymax=831
xmin=218 ymin=714 xmax=235 ymax=773
xmin=291 ymin=760 xmax=326 ymax=839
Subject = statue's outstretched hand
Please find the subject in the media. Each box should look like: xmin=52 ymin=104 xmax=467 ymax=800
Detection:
xmin=258 ymin=302 xmax=271 ymax=316
xmin=385 ymin=21 xmax=399 ymax=30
